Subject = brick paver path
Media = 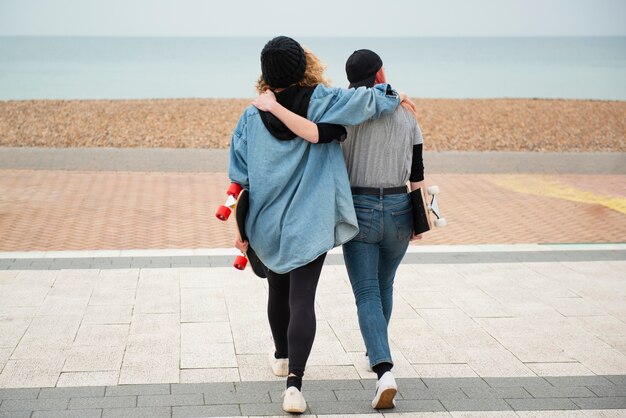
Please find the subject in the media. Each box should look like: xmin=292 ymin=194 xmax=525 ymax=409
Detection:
xmin=0 ymin=170 xmax=624 ymax=251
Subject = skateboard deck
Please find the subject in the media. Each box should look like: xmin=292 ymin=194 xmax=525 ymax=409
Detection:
xmin=409 ymin=186 xmax=446 ymax=235
xmin=234 ymin=190 xmax=267 ymax=278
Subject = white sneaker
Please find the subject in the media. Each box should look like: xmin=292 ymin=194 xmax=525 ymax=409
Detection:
xmin=268 ymin=351 xmax=289 ymax=377
xmin=371 ymin=371 xmax=397 ymax=409
xmin=283 ymin=386 xmax=307 ymax=413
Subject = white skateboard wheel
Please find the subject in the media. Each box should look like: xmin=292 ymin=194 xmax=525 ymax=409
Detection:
xmin=427 ymin=185 xmax=440 ymax=195
xmin=434 ymin=218 xmax=446 ymax=227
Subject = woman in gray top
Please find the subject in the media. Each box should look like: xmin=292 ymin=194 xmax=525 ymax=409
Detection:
xmin=253 ymin=49 xmax=425 ymax=411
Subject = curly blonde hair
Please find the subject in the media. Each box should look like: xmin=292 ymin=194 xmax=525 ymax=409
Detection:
xmin=255 ymin=47 xmax=331 ymax=94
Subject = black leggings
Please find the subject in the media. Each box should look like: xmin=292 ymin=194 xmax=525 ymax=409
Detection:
xmin=266 ymin=253 xmax=326 ymax=377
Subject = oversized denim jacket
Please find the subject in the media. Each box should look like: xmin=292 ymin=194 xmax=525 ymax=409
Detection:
xmin=229 ymin=84 xmax=400 ymax=274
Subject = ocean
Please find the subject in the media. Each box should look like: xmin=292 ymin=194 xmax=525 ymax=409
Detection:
xmin=1 ymin=36 xmax=625 ymax=100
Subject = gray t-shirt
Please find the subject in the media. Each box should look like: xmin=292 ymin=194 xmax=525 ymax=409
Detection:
xmin=342 ymin=106 xmax=423 ymax=188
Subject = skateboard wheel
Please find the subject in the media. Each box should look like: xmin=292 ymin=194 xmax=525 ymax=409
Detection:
xmin=434 ymin=218 xmax=446 ymax=227
xmin=427 ymin=185 xmax=440 ymax=195
xmin=215 ymin=205 xmax=231 ymax=221
xmin=227 ymin=183 xmax=243 ymax=197
xmin=233 ymin=255 xmax=248 ymax=270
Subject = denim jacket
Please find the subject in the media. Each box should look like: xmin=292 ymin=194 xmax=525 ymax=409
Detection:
xmin=229 ymin=84 xmax=400 ymax=274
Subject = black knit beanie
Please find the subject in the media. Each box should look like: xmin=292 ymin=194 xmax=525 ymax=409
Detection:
xmin=261 ymin=36 xmax=307 ymax=88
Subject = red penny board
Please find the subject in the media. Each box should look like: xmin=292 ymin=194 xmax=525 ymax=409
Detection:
xmin=234 ymin=190 xmax=268 ymax=278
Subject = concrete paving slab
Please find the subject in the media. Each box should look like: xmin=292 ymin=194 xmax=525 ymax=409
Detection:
xmin=102 ymin=407 xmax=171 ymax=418
xmin=180 ymin=289 xmax=229 ymax=322
xmin=525 ymin=362 xmax=597 ymax=377
xmin=505 ymin=398 xmax=580 ymax=411
xmin=0 ymin=388 xmax=40 ymax=400
xmin=570 ymin=397 xmax=626 ymax=409
xmin=414 ymin=365 xmax=478 ymax=379
xmin=0 ymin=397 xmax=70 ymax=412
xmin=32 ymin=409 xmax=103 ymax=418
xmin=73 ymin=324 xmax=129 ymax=347
xmin=179 ymin=368 xmax=241 ymax=383
xmin=68 ymin=395 xmax=136 ymax=409
xmin=62 ymin=346 xmax=125 ymax=372
xmin=440 ymin=398 xmax=513 ymax=412
xmin=136 ymin=393 xmax=203 ymax=407
xmin=0 ymin=358 xmax=65 ymax=388
xmin=38 ymin=385 xmax=105 ymax=398
xmin=57 ymin=372 xmax=119 ymax=387
xmin=105 ymin=384 xmax=171 ymax=397
xmin=82 ymin=305 xmax=134 ymax=325
xmin=0 ymin=412 xmax=34 ymax=418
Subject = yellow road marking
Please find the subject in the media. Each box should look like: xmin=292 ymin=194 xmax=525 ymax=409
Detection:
xmin=490 ymin=175 xmax=626 ymax=215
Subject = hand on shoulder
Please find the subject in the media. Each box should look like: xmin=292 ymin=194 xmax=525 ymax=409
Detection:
xmin=252 ymin=90 xmax=277 ymax=112
xmin=399 ymin=92 xmax=418 ymax=118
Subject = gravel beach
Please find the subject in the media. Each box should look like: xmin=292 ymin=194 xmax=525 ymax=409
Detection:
xmin=1 ymin=98 xmax=624 ymax=151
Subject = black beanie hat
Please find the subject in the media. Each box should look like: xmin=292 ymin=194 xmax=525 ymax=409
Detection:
xmin=261 ymin=36 xmax=307 ymax=88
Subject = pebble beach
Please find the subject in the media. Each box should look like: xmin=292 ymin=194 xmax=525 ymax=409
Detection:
xmin=1 ymin=98 xmax=624 ymax=151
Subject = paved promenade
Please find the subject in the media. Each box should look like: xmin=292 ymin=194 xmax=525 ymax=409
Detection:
xmin=0 ymin=149 xmax=625 ymax=251
xmin=0 ymin=246 xmax=625 ymax=416
xmin=0 ymin=149 xmax=625 ymax=416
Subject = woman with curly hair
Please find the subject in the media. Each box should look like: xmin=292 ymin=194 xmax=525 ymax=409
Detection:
xmin=229 ymin=36 xmax=402 ymax=413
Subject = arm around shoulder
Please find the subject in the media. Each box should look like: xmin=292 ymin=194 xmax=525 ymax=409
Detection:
xmin=252 ymin=89 xmax=346 ymax=143
xmin=313 ymin=83 xmax=400 ymax=127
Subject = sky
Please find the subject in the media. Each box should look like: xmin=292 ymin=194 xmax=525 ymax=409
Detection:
xmin=0 ymin=0 xmax=625 ymax=37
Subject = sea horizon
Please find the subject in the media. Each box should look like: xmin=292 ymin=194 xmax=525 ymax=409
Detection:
xmin=1 ymin=36 xmax=625 ymax=101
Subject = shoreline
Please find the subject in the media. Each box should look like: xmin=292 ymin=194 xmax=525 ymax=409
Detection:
xmin=1 ymin=98 xmax=624 ymax=152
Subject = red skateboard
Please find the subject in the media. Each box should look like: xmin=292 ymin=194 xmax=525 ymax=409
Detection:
xmin=216 ymin=183 xmax=267 ymax=278
xmin=215 ymin=183 xmax=243 ymax=221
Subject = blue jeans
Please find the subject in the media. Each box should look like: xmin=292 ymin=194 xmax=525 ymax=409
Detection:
xmin=343 ymin=192 xmax=412 ymax=368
